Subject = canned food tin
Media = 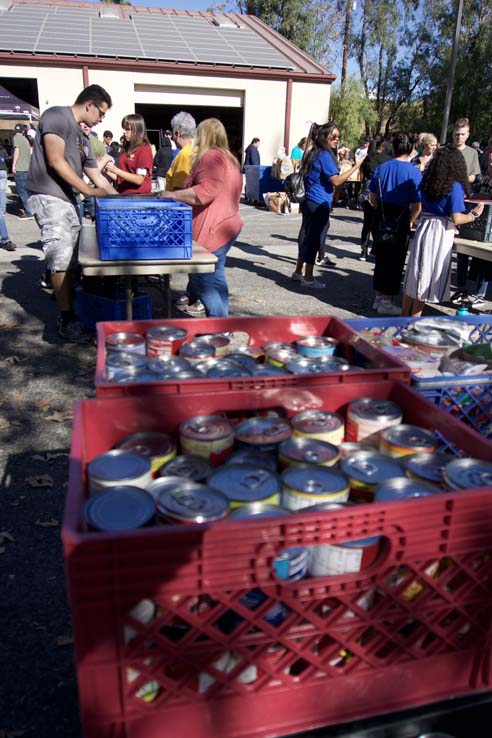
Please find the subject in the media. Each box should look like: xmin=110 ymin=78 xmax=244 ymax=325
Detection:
xmin=179 ymin=415 xmax=235 ymax=464
xmin=106 ymin=332 xmax=146 ymax=355
xmin=309 ymin=523 xmax=381 ymax=577
xmin=341 ymin=450 xmax=406 ymax=503
xmin=291 ymin=410 xmax=344 ymax=446
xmin=379 ymin=424 xmax=437 ymax=458
xmin=114 ymin=432 xmax=177 ymax=474
xmin=265 ymin=348 xmax=298 ymax=368
xmin=295 ymin=335 xmax=337 ymax=358
xmin=262 ymin=341 xmax=294 ymax=354
xmin=225 ymin=449 xmax=278 ymax=472
xmin=375 ymin=477 xmax=442 ymax=502
xmin=207 ymin=363 xmax=250 ymax=378
xmin=285 ymin=357 xmax=352 ymax=374
xmin=195 ymin=333 xmax=231 ymax=358
xmin=339 ymin=442 xmax=369 ymax=458
xmin=159 ymin=454 xmax=213 ymax=483
xmin=146 ymin=475 xmax=189 ymax=502
xmin=112 ymin=368 xmax=162 ymax=384
xmin=156 ymin=481 xmax=230 ymax=524
xmin=146 ymin=356 xmax=190 ymax=375
xmin=346 ymin=398 xmax=403 ymax=443
xmin=194 ymin=358 xmax=222 ymax=374
xmin=282 ymin=465 xmax=350 ymax=511
xmin=234 ymin=416 xmax=292 ymax=454
xmin=273 ymin=547 xmax=309 ymax=581
xmin=208 ymin=464 xmax=281 ymax=507
xmin=226 ymin=353 xmax=259 ymax=371
xmin=145 ymin=326 xmax=187 ymax=359
xmin=179 ymin=341 xmax=215 ymax=363
xmin=402 ymin=452 xmax=453 ymax=485
xmin=278 ymin=437 xmax=340 ymax=468
xmin=84 ymin=486 xmax=156 ymax=531
xmin=228 ymin=503 xmax=291 ymax=520
xmin=250 ymin=364 xmax=289 ymax=376
xmin=233 ymin=345 xmax=264 ymax=361
xmin=88 ymin=449 xmax=153 ymax=494
xmin=171 ymin=369 xmax=203 ymax=380
xmin=106 ymin=351 xmax=147 ymax=380
xmin=443 ymin=458 xmax=492 ymax=490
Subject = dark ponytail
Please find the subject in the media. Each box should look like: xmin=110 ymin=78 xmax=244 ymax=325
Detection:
xmin=301 ymin=121 xmax=339 ymax=176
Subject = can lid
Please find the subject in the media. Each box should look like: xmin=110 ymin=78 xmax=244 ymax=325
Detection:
xmin=287 ymin=358 xmax=352 ymax=373
xmin=295 ymin=336 xmax=337 ymax=348
xmin=225 ymin=449 xmax=278 ymax=472
xmin=147 ymin=356 xmax=190 ymax=373
xmin=106 ymin=332 xmax=145 ymax=348
xmin=146 ymin=326 xmax=187 ymax=341
xmin=228 ymin=503 xmax=291 ymax=520
xmin=146 ymin=476 xmax=190 ymax=502
xmin=262 ymin=341 xmax=294 ymax=352
xmin=179 ymin=415 xmax=234 ymax=441
xmin=443 ymin=458 xmax=492 ymax=489
xmin=208 ymin=464 xmax=281 ymax=502
xmin=195 ymin=333 xmax=231 ymax=349
xmin=341 ymin=450 xmax=406 ymax=484
xmin=250 ymin=364 xmax=289 ymax=376
xmin=84 ymin=486 xmax=155 ymax=531
xmin=234 ymin=417 xmax=292 ymax=445
xmin=380 ymin=424 xmax=437 ymax=451
xmin=160 ymin=454 xmax=212 ymax=482
xmin=179 ymin=341 xmax=215 ymax=359
xmin=88 ymin=450 xmax=151 ymax=483
xmin=375 ymin=477 xmax=441 ymax=502
xmin=291 ymin=410 xmax=344 ymax=434
xmin=106 ymin=352 xmax=147 ymax=369
xmin=115 ymin=432 xmax=176 ymax=459
xmin=302 ymin=501 xmax=353 ymax=512
xmin=156 ymin=482 xmax=229 ymax=522
xmin=112 ymin=369 xmax=161 ymax=384
xmin=282 ymin=465 xmax=349 ymax=496
xmin=401 ymin=452 xmax=453 ymax=483
xmin=348 ymin=398 xmax=402 ymax=422
xmin=207 ymin=364 xmax=249 ymax=378
xmin=279 ymin=437 xmax=339 ymax=465
xmin=226 ymin=353 xmax=258 ymax=370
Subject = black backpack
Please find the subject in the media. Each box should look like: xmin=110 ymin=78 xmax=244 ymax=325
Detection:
xmin=284 ymin=171 xmax=306 ymax=203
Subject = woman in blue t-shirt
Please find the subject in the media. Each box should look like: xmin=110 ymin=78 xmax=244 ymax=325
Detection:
xmin=292 ymin=122 xmax=366 ymax=288
xmin=402 ymin=147 xmax=484 ymax=317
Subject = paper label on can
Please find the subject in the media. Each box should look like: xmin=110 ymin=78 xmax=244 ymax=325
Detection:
xmin=308 ymin=544 xmax=363 ymax=577
xmin=283 ymin=488 xmax=349 ymax=511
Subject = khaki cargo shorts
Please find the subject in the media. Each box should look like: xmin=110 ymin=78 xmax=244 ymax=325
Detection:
xmin=28 ymin=194 xmax=81 ymax=272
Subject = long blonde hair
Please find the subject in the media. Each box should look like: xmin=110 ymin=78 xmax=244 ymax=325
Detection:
xmin=190 ymin=118 xmax=239 ymax=169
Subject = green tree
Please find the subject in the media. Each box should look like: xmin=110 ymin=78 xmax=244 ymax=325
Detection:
xmin=329 ymin=77 xmax=377 ymax=149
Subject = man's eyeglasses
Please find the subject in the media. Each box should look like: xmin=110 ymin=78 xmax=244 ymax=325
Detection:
xmin=93 ymin=103 xmax=106 ymax=120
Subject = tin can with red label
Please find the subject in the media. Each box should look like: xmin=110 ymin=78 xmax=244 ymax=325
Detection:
xmin=146 ymin=326 xmax=187 ymax=359
xmin=106 ymin=332 xmax=146 ymax=355
xmin=346 ymin=398 xmax=403 ymax=444
xmin=179 ymin=414 xmax=235 ymax=465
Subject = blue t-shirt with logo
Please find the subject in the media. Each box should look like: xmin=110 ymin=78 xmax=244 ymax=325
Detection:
xmin=421 ymin=181 xmax=466 ymax=217
xmin=370 ymin=159 xmax=422 ymax=206
xmin=304 ymin=149 xmax=339 ymax=207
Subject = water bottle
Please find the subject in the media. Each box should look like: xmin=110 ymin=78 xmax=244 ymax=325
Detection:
xmin=456 ymin=305 xmax=469 ymax=316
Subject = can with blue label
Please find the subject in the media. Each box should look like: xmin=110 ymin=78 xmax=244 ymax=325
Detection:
xmin=295 ymin=335 xmax=337 ymax=358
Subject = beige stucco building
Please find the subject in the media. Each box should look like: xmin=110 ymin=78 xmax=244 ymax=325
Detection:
xmin=0 ymin=0 xmax=334 ymax=161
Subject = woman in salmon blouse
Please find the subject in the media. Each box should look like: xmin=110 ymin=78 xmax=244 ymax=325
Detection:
xmin=158 ymin=118 xmax=243 ymax=317
xmin=104 ymin=114 xmax=153 ymax=194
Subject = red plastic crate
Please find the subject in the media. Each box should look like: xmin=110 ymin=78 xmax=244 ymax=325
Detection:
xmin=95 ymin=315 xmax=410 ymax=396
xmin=63 ymin=381 xmax=492 ymax=738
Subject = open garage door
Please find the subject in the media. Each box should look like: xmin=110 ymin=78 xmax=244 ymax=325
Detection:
xmin=134 ymin=85 xmax=244 ymax=165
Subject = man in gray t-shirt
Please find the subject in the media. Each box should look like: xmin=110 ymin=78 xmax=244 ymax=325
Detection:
xmin=12 ymin=124 xmax=33 ymax=218
xmin=27 ymin=84 xmax=116 ymax=343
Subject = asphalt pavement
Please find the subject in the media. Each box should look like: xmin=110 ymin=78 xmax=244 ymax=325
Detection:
xmin=0 ymin=189 xmax=472 ymax=738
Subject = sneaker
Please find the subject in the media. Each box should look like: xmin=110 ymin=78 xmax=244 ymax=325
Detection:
xmin=300 ymin=277 xmax=325 ymax=289
xmin=18 ymin=212 xmax=34 ymax=220
xmin=57 ymin=317 xmax=91 ymax=343
xmin=321 ymin=255 xmax=337 ymax=267
xmin=291 ymin=271 xmax=303 ymax=282
xmin=184 ymin=300 xmax=206 ymax=316
xmin=372 ymin=295 xmax=382 ymax=310
xmin=175 ymin=293 xmax=190 ymax=307
xmin=377 ymin=299 xmax=401 ymax=316
xmin=0 ymin=240 xmax=16 ymax=252
xmin=360 ymin=249 xmax=367 ymax=262
xmin=450 ymin=290 xmax=468 ymax=306
xmin=468 ymin=294 xmax=486 ymax=307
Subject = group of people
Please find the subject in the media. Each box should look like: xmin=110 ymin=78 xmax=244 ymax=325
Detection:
xmin=19 ymin=84 xmax=242 ymax=343
xmin=291 ymin=116 xmax=488 ymax=316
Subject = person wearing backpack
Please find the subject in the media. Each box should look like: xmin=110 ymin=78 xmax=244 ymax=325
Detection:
xmin=291 ymin=122 xmax=366 ymax=288
xmin=0 ymin=140 xmax=15 ymax=251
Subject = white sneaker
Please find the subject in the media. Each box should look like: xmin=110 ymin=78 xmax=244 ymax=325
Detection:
xmin=291 ymin=271 xmax=303 ymax=282
xmin=377 ymin=299 xmax=401 ymax=316
xmin=300 ymin=277 xmax=325 ymax=289
xmin=372 ymin=295 xmax=382 ymax=310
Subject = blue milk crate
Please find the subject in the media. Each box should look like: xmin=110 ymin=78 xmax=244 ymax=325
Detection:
xmin=95 ymin=196 xmax=192 ymax=261
xmin=76 ymin=290 xmax=152 ymax=329
xmin=345 ymin=315 xmax=492 ymax=438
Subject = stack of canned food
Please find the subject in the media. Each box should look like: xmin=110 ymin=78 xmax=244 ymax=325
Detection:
xmin=83 ymin=397 xmax=492 ymax=560
xmin=104 ymin=327 xmax=361 ymax=383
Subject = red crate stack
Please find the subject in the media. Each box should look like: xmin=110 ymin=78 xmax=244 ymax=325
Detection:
xmin=63 ymin=381 xmax=492 ymax=738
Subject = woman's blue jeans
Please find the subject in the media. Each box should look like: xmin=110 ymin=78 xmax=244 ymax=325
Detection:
xmin=188 ymin=232 xmax=239 ymax=317
xmin=0 ymin=171 xmax=10 ymax=242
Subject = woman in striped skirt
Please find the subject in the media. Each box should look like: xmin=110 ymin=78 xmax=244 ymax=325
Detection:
xmin=402 ymin=146 xmax=484 ymax=317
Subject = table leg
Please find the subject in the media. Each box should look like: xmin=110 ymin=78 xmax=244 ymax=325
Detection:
xmin=163 ymin=274 xmax=171 ymax=318
xmin=125 ymin=276 xmax=133 ymax=321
